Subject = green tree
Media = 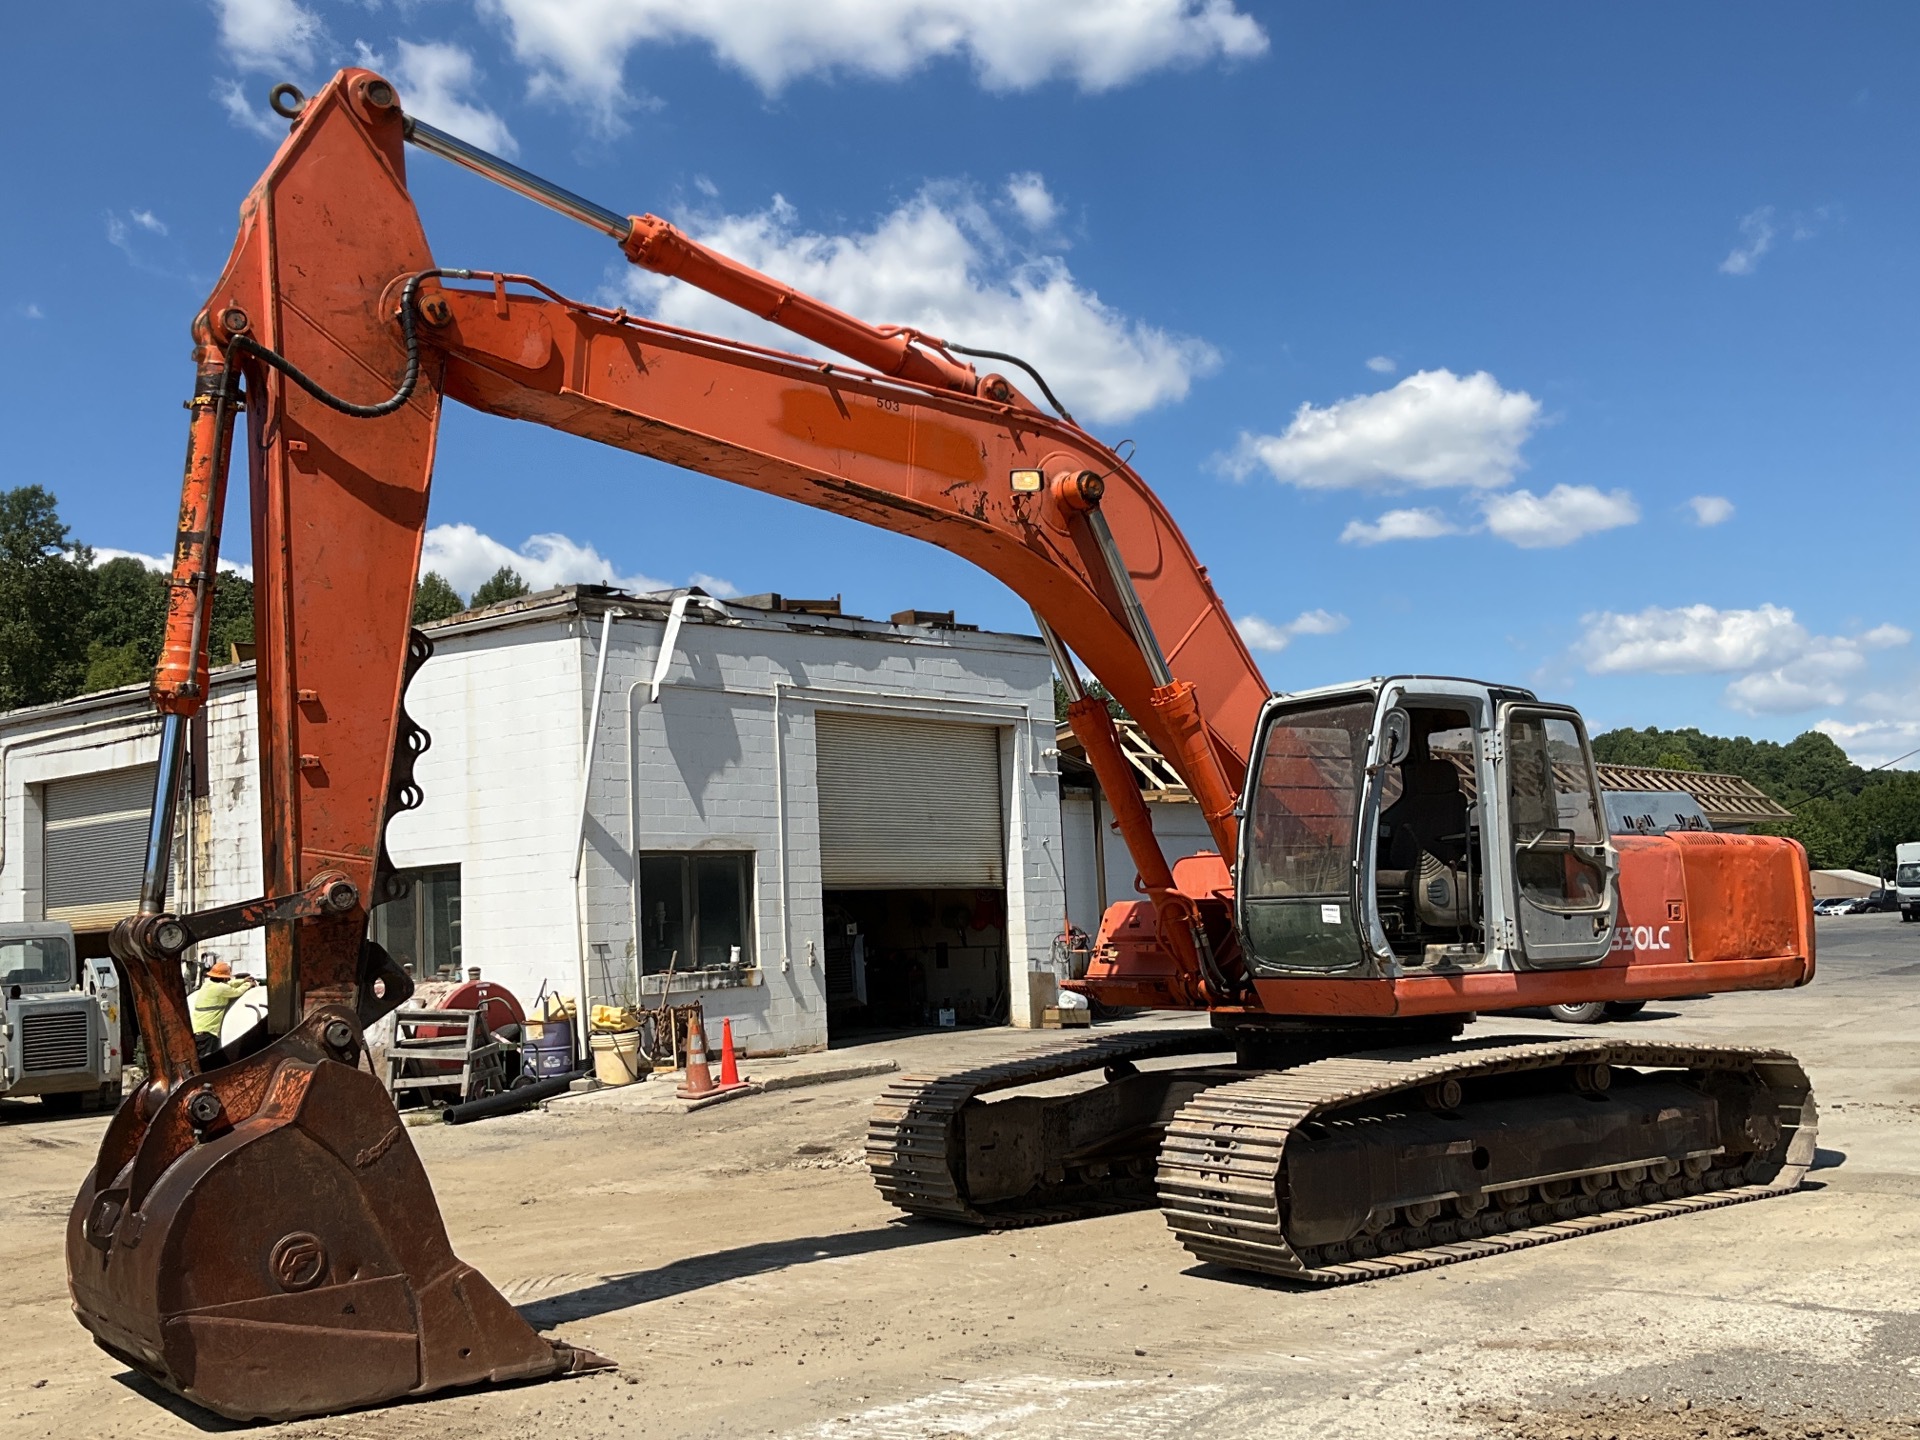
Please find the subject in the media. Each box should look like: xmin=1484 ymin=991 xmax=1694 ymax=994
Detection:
xmin=79 ymin=556 xmax=167 ymax=693
xmin=88 ymin=555 xmax=167 ymax=655
xmin=469 ymin=566 xmax=531 ymax=608
xmin=207 ymin=570 xmax=255 ymax=665
xmin=412 ymin=572 xmax=465 ymax=624
xmin=0 ymin=486 xmax=94 ymax=708
xmin=74 ymin=556 xmax=253 ymax=692
xmin=82 ymin=641 xmax=151 ymax=692
xmin=1052 ymin=677 xmax=1127 ymax=724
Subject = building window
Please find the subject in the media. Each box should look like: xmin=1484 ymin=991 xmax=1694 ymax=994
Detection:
xmin=638 ymin=852 xmax=753 ymax=974
xmin=370 ymin=864 xmax=462 ymax=980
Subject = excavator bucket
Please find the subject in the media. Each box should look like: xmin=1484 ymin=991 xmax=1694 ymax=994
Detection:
xmin=66 ymin=1007 xmax=604 ymax=1422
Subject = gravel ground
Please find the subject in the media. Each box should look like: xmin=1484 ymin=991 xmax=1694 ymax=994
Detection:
xmin=3 ymin=915 xmax=1916 ymax=1439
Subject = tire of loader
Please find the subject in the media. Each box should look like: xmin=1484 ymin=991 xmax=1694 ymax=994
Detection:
xmin=66 ymin=1006 xmax=607 ymax=1422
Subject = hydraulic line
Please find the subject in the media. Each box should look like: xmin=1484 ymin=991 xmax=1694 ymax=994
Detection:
xmin=225 ymin=270 xmax=437 ymax=418
xmin=944 ymin=341 xmax=1076 ymax=424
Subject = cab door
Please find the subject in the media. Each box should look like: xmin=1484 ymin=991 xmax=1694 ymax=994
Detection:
xmin=1495 ymin=704 xmax=1617 ymax=966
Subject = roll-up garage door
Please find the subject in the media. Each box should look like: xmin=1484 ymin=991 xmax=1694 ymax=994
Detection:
xmin=43 ymin=766 xmax=155 ymax=930
xmin=816 ymin=712 xmax=1004 ymax=888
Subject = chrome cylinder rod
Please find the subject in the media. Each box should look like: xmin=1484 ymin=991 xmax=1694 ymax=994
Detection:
xmin=403 ymin=117 xmax=632 ymax=241
xmin=137 ymin=714 xmax=188 ymax=915
xmin=1081 ymin=507 xmax=1175 ymax=690
xmin=1032 ymin=611 xmax=1087 ymax=703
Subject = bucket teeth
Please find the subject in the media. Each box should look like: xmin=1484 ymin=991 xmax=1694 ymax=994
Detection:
xmin=66 ymin=1008 xmax=599 ymax=1423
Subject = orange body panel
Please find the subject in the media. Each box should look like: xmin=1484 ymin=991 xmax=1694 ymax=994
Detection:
xmin=1075 ymin=833 xmax=1814 ymax=1016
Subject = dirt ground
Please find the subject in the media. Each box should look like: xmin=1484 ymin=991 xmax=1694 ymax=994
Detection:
xmin=5 ymin=915 xmax=1919 ymax=1439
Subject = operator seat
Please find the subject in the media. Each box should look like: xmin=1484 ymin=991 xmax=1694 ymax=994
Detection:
xmin=1380 ymin=758 xmax=1469 ymax=870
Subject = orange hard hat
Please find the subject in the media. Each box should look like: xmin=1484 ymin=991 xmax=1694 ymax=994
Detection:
xmin=207 ymin=960 xmax=233 ymax=981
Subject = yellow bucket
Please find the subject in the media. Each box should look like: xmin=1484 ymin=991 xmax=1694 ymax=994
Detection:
xmin=589 ymin=1028 xmax=647 ymax=1087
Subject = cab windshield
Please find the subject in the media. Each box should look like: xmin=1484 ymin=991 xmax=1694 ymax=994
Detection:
xmin=1898 ymin=864 xmax=1920 ymax=888
xmin=0 ymin=936 xmax=73 ymax=989
xmin=1245 ymin=700 xmax=1371 ymax=901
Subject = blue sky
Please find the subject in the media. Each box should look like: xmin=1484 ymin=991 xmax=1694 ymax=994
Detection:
xmin=6 ymin=3 xmax=1916 ymax=764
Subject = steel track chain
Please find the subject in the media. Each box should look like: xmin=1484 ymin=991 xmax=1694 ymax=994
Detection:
xmin=865 ymin=1028 xmax=1231 ymax=1227
xmin=1156 ymin=1036 xmax=1817 ymax=1284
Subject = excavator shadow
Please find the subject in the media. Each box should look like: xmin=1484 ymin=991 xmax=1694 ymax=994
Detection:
xmin=93 ymin=1223 xmax=965 ymax=1429
xmin=1172 ymin=1263 xmax=1340 ymax=1294
xmin=521 ymin=1219 xmax=968 ymax=1328
xmin=107 ymin=1372 xmax=253 ymax=1433
xmin=107 ymin=1356 xmax=607 ymax=1434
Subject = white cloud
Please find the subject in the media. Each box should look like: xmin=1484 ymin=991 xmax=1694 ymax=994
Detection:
xmin=216 ymin=76 xmax=287 ymax=138
xmin=1687 ymin=494 xmax=1734 ymax=526
xmin=1005 ymin=172 xmax=1059 ymax=230
xmin=89 ymin=546 xmax=253 ymax=580
xmin=1579 ymin=603 xmax=1815 ymax=676
xmin=1790 ymin=204 xmax=1835 ymax=242
xmin=622 ymin=181 xmax=1217 ymax=425
xmin=1481 ymin=484 xmax=1638 ymax=549
xmin=1811 ymin=658 xmax=1920 ymax=767
xmin=376 ymin=40 xmax=517 ymax=156
xmin=216 ymin=0 xmax=323 ymax=74
xmin=104 ymin=213 xmax=146 ymax=266
xmin=1720 ymin=206 xmax=1776 ymax=276
xmin=484 ymin=0 xmax=1266 ymax=122
xmin=1236 ymin=608 xmax=1349 ymax=653
xmin=1364 ymin=355 xmax=1396 ymax=374
xmin=1815 ymin=711 xmax=1920 ymax=770
xmin=1575 ymin=602 xmax=1911 ymax=716
xmin=131 ymin=210 xmax=167 ymax=236
xmin=1229 ymin=369 xmax=1542 ymax=492
xmin=19 ymin=303 xmax=44 ymax=321
xmin=1724 ymin=656 xmax=1861 ymax=714
xmin=420 ymin=523 xmax=734 ymax=599
xmin=1339 ymin=507 xmax=1460 ymax=546
xmin=1857 ymin=624 xmax=1911 ymax=651
xmin=83 ymin=529 xmax=740 ymax=606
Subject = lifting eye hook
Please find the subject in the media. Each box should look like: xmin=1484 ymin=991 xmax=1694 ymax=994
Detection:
xmin=270 ymin=84 xmax=306 ymax=121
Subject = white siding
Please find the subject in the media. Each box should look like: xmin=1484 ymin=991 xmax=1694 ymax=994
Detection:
xmin=0 ymin=598 xmax=1063 ymax=1057
xmin=583 ymin=607 xmax=1062 ymax=1049
xmin=382 ymin=620 xmax=584 ymax=1011
xmin=0 ymin=673 xmax=264 ymax=972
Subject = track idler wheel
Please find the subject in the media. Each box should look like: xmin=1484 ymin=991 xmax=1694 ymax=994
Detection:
xmin=66 ymin=1007 xmax=606 ymax=1421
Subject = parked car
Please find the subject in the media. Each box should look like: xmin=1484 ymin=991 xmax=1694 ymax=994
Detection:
xmin=1813 ymin=896 xmax=1855 ymax=916
xmin=1549 ymin=1000 xmax=1649 ymax=1024
xmin=1860 ymin=888 xmax=1901 ymax=913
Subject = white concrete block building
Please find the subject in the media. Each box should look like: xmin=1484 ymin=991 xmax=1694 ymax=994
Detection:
xmin=0 ymin=588 xmax=1067 ymax=1055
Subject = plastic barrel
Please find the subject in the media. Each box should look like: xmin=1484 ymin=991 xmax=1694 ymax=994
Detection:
xmin=521 ymin=1019 xmax=575 ymax=1079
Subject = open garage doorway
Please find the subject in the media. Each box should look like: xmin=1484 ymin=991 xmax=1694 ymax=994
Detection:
xmin=823 ymin=888 xmax=1007 ymax=1035
xmin=814 ymin=710 xmax=1010 ymax=1042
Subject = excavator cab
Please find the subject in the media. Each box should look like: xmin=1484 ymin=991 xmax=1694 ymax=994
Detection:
xmin=1236 ymin=676 xmax=1618 ymax=979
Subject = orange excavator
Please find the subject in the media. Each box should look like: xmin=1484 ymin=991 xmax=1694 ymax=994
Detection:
xmin=72 ymin=68 xmax=1818 ymax=1422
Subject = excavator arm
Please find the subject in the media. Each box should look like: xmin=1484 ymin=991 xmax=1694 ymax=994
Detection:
xmin=127 ymin=67 xmax=1269 ymax=1049
xmin=68 ymin=69 xmax=1269 ymax=1419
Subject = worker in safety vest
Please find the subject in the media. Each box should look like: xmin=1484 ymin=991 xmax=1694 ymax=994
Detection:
xmin=189 ymin=960 xmax=256 ymax=1059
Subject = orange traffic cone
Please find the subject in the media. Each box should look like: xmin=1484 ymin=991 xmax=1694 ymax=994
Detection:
xmin=675 ymin=1015 xmax=715 ymax=1099
xmin=677 ymin=1014 xmax=759 ymax=1110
